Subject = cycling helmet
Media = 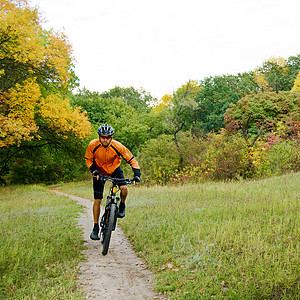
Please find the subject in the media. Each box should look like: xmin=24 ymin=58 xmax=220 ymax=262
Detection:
xmin=97 ymin=124 xmax=114 ymax=136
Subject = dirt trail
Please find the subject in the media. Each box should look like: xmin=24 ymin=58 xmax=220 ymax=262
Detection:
xmin=53 ymin=191 xmax=158 ymax=299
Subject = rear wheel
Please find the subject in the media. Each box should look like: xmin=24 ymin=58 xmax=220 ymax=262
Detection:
xmin=102 ymin=204 xmax=116 ymax=255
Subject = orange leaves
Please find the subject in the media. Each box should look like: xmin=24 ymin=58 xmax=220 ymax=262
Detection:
xmin=0 ymin=0 xmax=90 ymax=148
xmin=0 ymin=79 xmax=40 ymax=147
xmin=38 ymin=94 xmax=91 ymax=139
xmin=0 ymin=115 xmax=37 ymax=147
xmin=0 ymin=0 xmax=44 ymax=66
xmin=0 ymin=77 xmax=90 ymax=147
xmin=43 ymin=29 xmax=74 ymax=85
xmin=5 ymin=78 xmax=41 ymax=123
xmin=0 ymin=0 xmax=75 ymax=90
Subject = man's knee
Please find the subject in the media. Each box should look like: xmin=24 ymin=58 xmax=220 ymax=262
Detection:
xmin=94 ymin=198 xmax=102 ymax=205
xmin=119 ymin=185 xmax=128 ymax=193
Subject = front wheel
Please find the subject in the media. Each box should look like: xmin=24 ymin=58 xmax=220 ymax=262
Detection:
xmin=102 ymin=204 xmax=116 ymax=255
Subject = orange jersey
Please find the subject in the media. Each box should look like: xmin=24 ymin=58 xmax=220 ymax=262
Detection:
xmin=85 ymin=139 xmax=140 ymax=175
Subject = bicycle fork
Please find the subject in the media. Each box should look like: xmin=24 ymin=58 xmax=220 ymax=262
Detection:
xmin=100 ymin=196 xmax=120 ymax=232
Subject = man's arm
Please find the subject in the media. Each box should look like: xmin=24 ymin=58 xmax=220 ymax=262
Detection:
xmin=112 ymin=141 xmax=141 ymax=179
xmin=85 ymin=142 xmax=97 ymax=172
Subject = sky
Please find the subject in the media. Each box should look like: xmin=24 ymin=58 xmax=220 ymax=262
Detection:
xmin=30 ymin=0 xmax=300 ymax=100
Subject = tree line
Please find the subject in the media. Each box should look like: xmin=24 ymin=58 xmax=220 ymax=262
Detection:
xmin=1 ymin=0 xmax=299 ymax=185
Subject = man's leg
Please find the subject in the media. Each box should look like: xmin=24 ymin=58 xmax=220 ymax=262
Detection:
xmin=118 ymin=185 xmax=128 ymax=218
xmin=120 ymin=185 xmax=128 ymax=203
xmin=110 ymin=166 xmax=128 ymax=218
xmin=90 ymin=198 xmax=102 ymax=240
xmin=91 ymin=177 xmax=104 ymax=240
xmin=93 ymin=198 xmax=102 ymax=224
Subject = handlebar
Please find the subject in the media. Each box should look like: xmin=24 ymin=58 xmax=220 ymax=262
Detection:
xmin=97 ymin=174 xmax=135 ymax=185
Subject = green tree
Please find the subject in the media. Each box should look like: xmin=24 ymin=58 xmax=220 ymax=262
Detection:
xmin=195 ymin=72 xmax=258 ymax=133
xmin=224 ymin=91 xmax=300 ymax=147
xmin=159 ymin=80 xmax=199 ymax=169
xmin=254 ymin=55 xmax=300 ymax=93
xmin=100 ymin=86 xmax=156 ymax=112
xmin=70 ymin=88 xmax=150 ymax=153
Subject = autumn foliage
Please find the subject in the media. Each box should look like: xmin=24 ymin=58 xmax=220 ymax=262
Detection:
xmin=224 ymin=91 xmax=300 ymax=147
xmin=0 ymin=0 xmax=91 ymax=184
xmin=1 ymin=1 xmax=300 ymax=185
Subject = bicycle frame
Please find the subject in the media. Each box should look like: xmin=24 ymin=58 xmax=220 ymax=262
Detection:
xmin=98 ymin=175 xmax=133 ymax=255
xmin=101 ymin=179 xmax=120 ymax=233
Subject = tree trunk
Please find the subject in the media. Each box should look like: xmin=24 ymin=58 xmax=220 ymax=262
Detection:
xmin=174 ymin=123 xmax=184 ymax=170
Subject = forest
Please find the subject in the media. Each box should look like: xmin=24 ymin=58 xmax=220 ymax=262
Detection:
xmin=1 ymin=0 xmax=300 ymax=185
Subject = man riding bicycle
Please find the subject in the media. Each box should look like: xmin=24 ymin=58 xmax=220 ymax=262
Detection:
xmin=85 ymin=124 xmax=141 ymax=240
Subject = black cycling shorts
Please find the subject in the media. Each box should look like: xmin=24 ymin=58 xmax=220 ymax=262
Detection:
xmin=93 ymin=166 xmax=126 ymax=199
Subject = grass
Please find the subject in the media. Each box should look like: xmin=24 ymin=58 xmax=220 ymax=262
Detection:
xmin=59 ymin=173 xmax=300 ymax=299
xmin=1 ymin=174 xmax=299 ymax=299
xmin=0 ymin=184 xmax=86 ymax=299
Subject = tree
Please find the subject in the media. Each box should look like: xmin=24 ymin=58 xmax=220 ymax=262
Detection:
xmin=70 ymin=88 xmax=150 ymax=153
xmin=195 ymin=73 xmax=259 ymax=133
xmin=160 ymin=80 xmax=199 ymax=169
xmin=291 ymin=71 xmax=300 ymax=93
xmin=0 ymin=0 xmax=90 ymax=184
xmin=146 ymin=94 xmax=173 ymax=139
xmin=224 ymin=91 xmax=300 ymax=147
xmin=286 ymin=54 xmax=300 ymax=82
xmin=100 ymin=86 xmax=156 ymax=112
xmin=254 ymin=56 xmax=300 ymax=93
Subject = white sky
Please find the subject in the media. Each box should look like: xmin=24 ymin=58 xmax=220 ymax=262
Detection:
xmin=30 ymin=0 xmax=300 ymax=100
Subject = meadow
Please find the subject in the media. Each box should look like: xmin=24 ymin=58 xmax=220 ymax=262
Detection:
xmin=0 ymin=185 xmax=85 ymax=299
xmin=59 ymin=173 xmax=300 ymax=299
xmin=1 ymin=173 xmax=299 ymax=299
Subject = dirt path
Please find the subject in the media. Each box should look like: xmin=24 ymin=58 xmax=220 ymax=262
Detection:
xmin=53 ymin=191 xmax=158 ymax=299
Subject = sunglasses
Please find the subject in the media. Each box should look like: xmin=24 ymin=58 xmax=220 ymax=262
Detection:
xmin=100 ymin=135 xmax=112 ymax=140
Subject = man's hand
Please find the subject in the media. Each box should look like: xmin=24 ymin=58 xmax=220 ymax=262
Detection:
xmin=133 ymin=176 xmax=140 ymax=183
xmin=92 ymin=170 xmax=100 ymax=180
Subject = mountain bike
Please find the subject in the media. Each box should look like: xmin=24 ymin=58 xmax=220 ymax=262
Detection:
xmin=99 ymin=175 xmax=134 ymax=255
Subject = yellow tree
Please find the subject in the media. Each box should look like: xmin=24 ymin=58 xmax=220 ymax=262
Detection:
xmin=0 ymin=0 xmax=91 ymax=184
xmin=291 ymin=70 xmax=300 ymax=93
xmin=151 ymin=94 xmax=173 ymax=114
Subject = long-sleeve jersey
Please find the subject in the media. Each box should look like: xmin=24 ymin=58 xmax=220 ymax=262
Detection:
xmin=85 ymin=139 xmax=140 ymax=176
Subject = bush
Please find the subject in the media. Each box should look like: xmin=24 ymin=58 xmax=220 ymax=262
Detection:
xmin=7 ymin=147 xmax=87 ymax=184
xmin=265 ymin=139 xmax=300 ymax=174
xmin=138 ymin=135 xmax=181 ymax=184
xmin=138 ymin=129 xmax=300 ymax=185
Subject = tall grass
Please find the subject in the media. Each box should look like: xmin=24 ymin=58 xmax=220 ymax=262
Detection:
xmin=0 ymin=185 xmax=86 ymax=299
xmin=60 ymin=173 xmax=300 ymax=299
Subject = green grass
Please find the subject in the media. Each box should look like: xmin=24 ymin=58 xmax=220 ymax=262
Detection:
xmin=0 ymin=185 xmax=86 ymax=299
xmin=1 ymin=174 xmax=299 ymax=299
xmin=59 ymin=173 xmax=300 ymax=299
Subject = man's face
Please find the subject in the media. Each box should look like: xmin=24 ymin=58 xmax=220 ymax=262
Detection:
xmin=99 ymin=135 xmax=112 ymax=147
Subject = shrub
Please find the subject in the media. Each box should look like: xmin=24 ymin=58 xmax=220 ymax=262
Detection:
xmin=202 ymin=131 xmax=247 ymax=180
xmin=138 ymin=135 xmax=181 ymax=184
xmin=265 ymin=139 xmax=300 ymax=174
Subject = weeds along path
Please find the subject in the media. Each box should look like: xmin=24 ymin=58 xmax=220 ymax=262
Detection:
xmin=52 ymin=190 xmax=157 ymax=300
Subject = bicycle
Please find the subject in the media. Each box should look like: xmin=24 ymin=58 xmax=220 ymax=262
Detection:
xmin=99 ymin=175 xmax=134 ymax=255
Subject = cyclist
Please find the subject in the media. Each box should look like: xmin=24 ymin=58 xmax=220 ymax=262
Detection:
xmin=85 ymin=124 xmax=141 ymax=240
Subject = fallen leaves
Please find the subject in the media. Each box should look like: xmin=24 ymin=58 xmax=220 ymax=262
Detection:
xmin=44 ymin=264 xmax=56 ymax=270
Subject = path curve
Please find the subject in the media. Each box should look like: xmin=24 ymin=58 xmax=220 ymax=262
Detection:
xmin=53 ymin=190 xmax=158 ymax=299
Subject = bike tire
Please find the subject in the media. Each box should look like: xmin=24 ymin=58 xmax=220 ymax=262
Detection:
xmin=102 ymin=204 xmax=116 ymax=255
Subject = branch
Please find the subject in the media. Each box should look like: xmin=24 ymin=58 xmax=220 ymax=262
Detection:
xmin=174 ymin=122 xmax=184 ymax=149
xmin=250 ymin=126 xmax=264 ymax=147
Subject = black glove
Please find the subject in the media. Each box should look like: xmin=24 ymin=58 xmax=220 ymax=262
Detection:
xmin=134 ymin=176 xmax=140 ymax=182
xmin=92 ymin=170 xmax=100 ymax=177
xmin=133 ymin=168 xmax=141 ymax=182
